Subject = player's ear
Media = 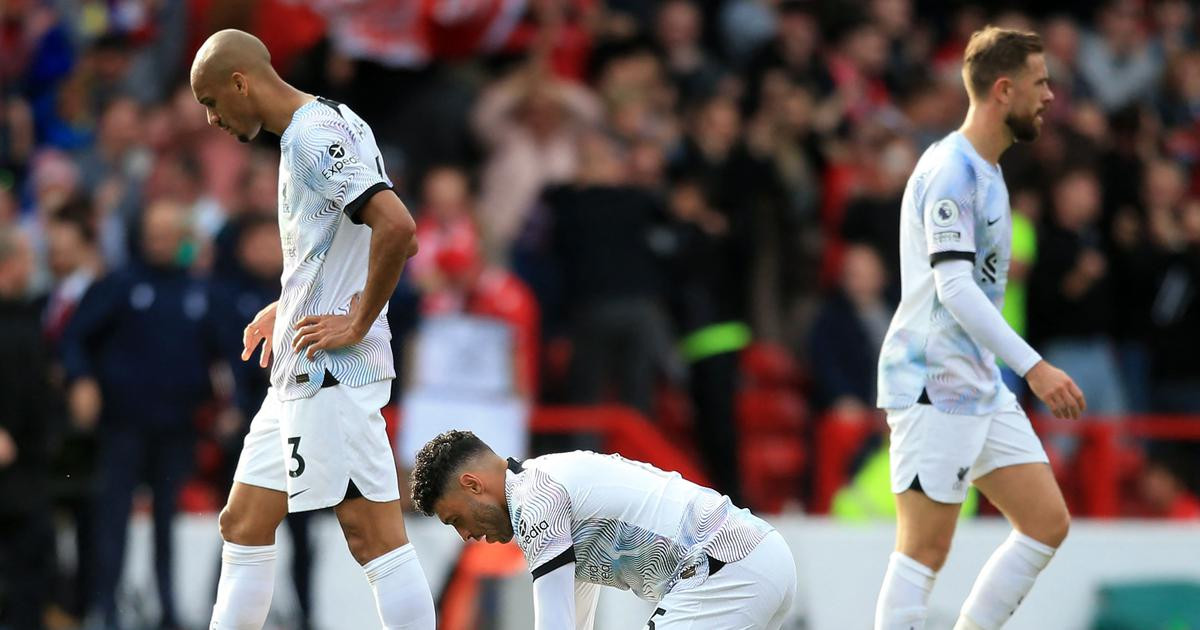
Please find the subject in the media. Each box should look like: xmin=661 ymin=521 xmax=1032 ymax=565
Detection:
xmin=995 ymin=77 xmax=1013 ymax=105
xmin=459 ymin=472 xmax=484 ymax=495
xmin=233 ymin=72 xmax=247 ymax=95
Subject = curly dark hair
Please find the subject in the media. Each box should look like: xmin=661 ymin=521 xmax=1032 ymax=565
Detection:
xmin=410 ymin=430 xmax=493 ymax=516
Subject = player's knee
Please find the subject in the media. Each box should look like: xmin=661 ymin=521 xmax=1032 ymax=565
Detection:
xmin=219 ymin=505 xmax=275 ymax=546
xmin=217 ymin=506 xmax=241 ymax=543
xmin=912 ymin=544 xmax=951 ymax=572
xmin=1038 ymin=509 xmax=1070 ymax=548
xmin=903 ymin=533 xmax=954 ymax=571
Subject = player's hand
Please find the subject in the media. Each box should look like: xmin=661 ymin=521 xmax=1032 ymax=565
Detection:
xmin=242 ymin=301 xmax=278 ymax=368
xmin=1025 ymin=360 xmax=1087 ymax=420
xmin=292 ymin=294 xmax=368 ymax=360
xmin=69 ymin=378 xmax=102 ymax=430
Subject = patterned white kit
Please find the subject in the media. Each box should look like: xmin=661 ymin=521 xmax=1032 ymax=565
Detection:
xmin=506 ymin=452 xmax=794 ymax=626
xmin=273 ymin=97 xmax=395 ymax=401
xmin=234 ymin=97 xmax=402 ymax=511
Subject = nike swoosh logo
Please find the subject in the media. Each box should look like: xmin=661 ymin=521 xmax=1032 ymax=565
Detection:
xmin=289 ymin=488 xmax=310 ymax=499
xmin=987 ymin=217 xmax=1002 ymax=226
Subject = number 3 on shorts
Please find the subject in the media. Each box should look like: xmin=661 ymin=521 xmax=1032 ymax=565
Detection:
xmin=645 ymin=608 xmax=665 ymax=630
xmin=287 ymin=436 xmax=306 ymax=478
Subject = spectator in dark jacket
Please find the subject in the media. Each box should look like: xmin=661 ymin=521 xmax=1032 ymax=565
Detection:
xmin=663 ymin=178 xmax=752 ymax=502
xmin=0 ymin=226 xmax=58 ymax=630
xmin=809 ymin=244 xmax=894 ymax=413
xmin=548 ymin=130 xmax=676 ymax=418
xmin=62 ymin=199 xmax=220 ymax=630
xmin=1028 ymin=168 xmax=1126 ymax=415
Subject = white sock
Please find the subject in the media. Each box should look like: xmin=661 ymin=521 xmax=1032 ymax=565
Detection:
xmin=955 ymin=531 xmax=1056 ymax=630
xmin=875 ymin=552 xmax=936 ymax=630
xmin=210 ymin=542 xmax=277 ymax=629
xmin=364 ymin=543 xmax=437 ymax=630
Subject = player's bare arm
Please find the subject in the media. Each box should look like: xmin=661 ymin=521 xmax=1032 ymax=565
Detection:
xmin=292 ymin=191 xmax=418 ymax=359
xmin=241 ymin=300 xmax=278 ymax=367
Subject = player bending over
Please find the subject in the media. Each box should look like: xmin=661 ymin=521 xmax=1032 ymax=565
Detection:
xmin=411 ymin=430 xmax=797 ymax=630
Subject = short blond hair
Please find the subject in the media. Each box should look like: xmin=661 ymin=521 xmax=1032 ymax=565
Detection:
xmin=962 ymin=26 xmax=1043 ymax=100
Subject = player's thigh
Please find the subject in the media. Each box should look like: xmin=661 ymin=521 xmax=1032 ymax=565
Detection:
xmin=224 ymin=390 xmax=289 ymax=544
xmin=893 ymin=489 xmax=961 ymax=569
xmin=232 ymin=389 xmax=287 ymax=493
xmin=971 ymin=404 xmax=1067 ymax=545
xmin=973 ymin=462 xmax=1069 ymax=547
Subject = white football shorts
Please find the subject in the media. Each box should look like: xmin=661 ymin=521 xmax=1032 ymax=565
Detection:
xmin=886 ymin=398 xmax=1049 ymax=504
xmin=643 ymin=530 xmax=797 ymax=630
xmin=233 ymin=380 xmax=400 ymax=512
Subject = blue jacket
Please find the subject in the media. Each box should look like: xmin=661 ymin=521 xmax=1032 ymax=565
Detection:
xmin=63 ymin=264 xmax=220 ymax=429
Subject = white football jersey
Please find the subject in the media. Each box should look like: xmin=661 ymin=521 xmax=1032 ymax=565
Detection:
xmin=877 ymin=131 xmax=1016 ymax=415
xmin=505 ymin=451 xmax=773 ymax=602
xmin=273 ymin=97 xmax=395 ymax=401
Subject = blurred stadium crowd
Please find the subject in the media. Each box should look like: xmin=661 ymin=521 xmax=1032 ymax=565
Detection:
xmin=1 ymin=0 xmax=1200 ymax=627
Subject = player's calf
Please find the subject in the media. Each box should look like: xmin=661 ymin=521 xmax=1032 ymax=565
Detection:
xmin=334 ymin=497 xmax=434 ymax=629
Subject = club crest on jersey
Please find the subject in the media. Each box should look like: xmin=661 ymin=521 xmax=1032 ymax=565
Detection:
xmin=932 ymin=199 xmax=959 ymax=227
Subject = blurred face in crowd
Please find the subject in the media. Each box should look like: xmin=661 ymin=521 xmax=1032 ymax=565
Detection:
xmin=1052 ymin=170 xmax=1101 ymax=230
xmin=629 ymin=140 xmax=665 ymax=188
xmin=1154 ymin=0 xmax=1192 ymax=37
xmin=0 ymin=231 xmax=33 ymax=298
xmin=1143 ymin=160 xmax=1185 ymax=210
xmin=1003 ymin=53 xmax=1053 ymax=142
xmin=47 ymin=219 xmax=90 ymax=279
xmin=0 ymin=186 xmax=15 ymax=225
xmin=1182 ymin=199 xmax=1200 ymax=243
xmin=141 ymin=201 xmax=186 ymax=267
xmin=32 ymin=150 xmax=80 ymax=215
xmin=242 ymin=153 xmax=280 ymax=215
xmin=669 ymin=181 xmax=705 ymax=220
xmin=99 ymin=98 xmax=142 ymax=155
xmin=871 ymin=0 xmax=912 ymax=37
xmin=777 ymin=7 xmax=818 ymax=63
xmin=520 ymin=85 xmax=565 ymax=140
xmin=841 ymin=245 xmax=886 ymax=306
xmin=423 ymin=168 xmax=471 ymax=221
xmin=694 ymin=99 xmax=741 ymax=156
xmin=576 ymin=132 xmax=626 ymax=185
xmin=841 ymin=24 xmax=888 ymax=77
xmin=875 ymin=137 xmax=917 ymax=194
xmin=1169 ymin=50 xmax=1200 ymax=101
xmin=432 ymin=466 xmax=514 ymax=544
xmin=238 ymin=222 xmax=283 ymax=281
xmin=657 ymin=0 xmax=701 ymax=51
xmin=1099 ymin=0 xmax=1142 ymax=52
xmin=1043 ymin=17 xmax=1079 ymax=67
